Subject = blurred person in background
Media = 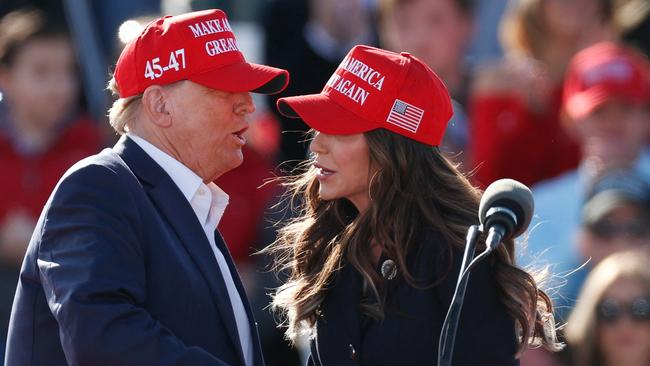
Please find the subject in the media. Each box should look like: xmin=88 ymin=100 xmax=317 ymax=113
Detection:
xmin=525 ymin=42 xmax=650 ymax=318
xmin=552 ymin=170 xmax=650 ymax=363
xmin=615 ymin=0 xmax=650 ymax=57
xmin=564 ymin=250 xmax=650 ymax=366
xmin=0 ymin=7 xmax=103 ymax=359
xmin=576 ymin=170 xmax=650 ymax=267
xmin=377 ymin=0 xmax=474 ymax=167
xmin=469 ymin=0 xmax=615 ymax=188
xmin=527 ymin=169 xmax=650 ymax=365
xmin=262 ymin=0 xmax=377 ymax=172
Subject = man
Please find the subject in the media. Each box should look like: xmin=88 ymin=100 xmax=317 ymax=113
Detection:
xmin=522 ymin=41 xmax=650 ymax=320
xmin=4 ymin=9 xmax=288 ymax=366
xmin=377 ymin=0 xmax=475 ymax=166
xmin=577 ymin=170 xmax=650 ymax=266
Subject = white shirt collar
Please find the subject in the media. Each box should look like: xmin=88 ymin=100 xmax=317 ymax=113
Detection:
xmin=127 ymin=134 xmax=230 ymax=225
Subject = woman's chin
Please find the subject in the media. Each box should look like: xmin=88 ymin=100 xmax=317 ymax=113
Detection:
xmin=317 ymin=189 xmax=339 ymax=202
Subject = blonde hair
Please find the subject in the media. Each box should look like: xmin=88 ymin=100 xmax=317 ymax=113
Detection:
xmin=565 ymin=250 xmax=650 ymax=366
xmin=499 ymin=0 xmax=613 ymax=58
xmin=106 ymin=77 xmax=142 ymax=134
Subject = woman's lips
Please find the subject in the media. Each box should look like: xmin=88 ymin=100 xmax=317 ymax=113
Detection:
xmin=314 ymin=163 xmax=336 ymax=179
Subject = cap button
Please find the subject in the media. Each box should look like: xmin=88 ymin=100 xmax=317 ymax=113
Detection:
xmin=400 ymin=52 xmax=411 ymax=57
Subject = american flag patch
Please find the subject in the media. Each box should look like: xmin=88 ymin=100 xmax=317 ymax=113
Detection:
xmin=386 ymin=99 xmax=424 ymax=133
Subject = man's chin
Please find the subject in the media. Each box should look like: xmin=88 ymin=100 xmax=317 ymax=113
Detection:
xmin=213 ymin=153 xmax=244 ymax=180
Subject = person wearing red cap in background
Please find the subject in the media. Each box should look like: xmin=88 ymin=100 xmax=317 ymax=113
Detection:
xmin=265 ymin=45 xmax=561 ymax=366
xmin=521 ymin=42 xmax=650 ymax=324
xmin=4 ymin=9 xmax=288 ymax=366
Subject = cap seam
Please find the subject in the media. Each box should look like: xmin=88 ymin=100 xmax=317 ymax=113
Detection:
xmin=132 ymin=29 xmax=144 ymax=97
xmin=173 ymin=14 xmax=190 ymax=81
xmin=379 ymin=54 xmax=412 ymax=125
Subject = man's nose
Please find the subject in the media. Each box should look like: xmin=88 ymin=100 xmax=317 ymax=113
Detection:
xmin=236 ymin=92 xmax=255 ymax=115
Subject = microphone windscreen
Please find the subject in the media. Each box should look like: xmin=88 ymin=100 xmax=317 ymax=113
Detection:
xmin=479 ymin=179 xmax=534 ymax=237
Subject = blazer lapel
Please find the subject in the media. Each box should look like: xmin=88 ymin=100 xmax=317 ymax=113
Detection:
xmin=334 ymin=263 xmax=363 ymax=343
xmin=214 ymin=231 xmax=265 ymax=366
xmin=318 ymin=261 xmax=362 ymax=364
xmin=113 ymin=136 xmax=247 ymax=365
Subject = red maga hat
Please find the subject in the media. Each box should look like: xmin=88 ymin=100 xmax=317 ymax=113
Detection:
xmin=563 ymin=42 xmax=650 ymax=120
xmin=114 ymin=9 xmax=289 ymax=98
xmin=276 ymin=45 xmax=453 ymax=146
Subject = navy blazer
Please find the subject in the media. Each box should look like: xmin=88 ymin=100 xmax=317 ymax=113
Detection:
xmin=5 ymin=136 xmax=264 ymax=366
xmin=308 ymin=229 xmax=519 ymax=366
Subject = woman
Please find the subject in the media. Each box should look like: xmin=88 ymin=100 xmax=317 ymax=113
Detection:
xmin=268 ymin=45 xmax=560 ymax=365
xmin=565 ymin=250 xmax=650 ymax=366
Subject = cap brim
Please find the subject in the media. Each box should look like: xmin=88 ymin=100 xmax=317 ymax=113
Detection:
xmin=565 ymin=86 xmax=648 ymax=120
xmin=191 ymin=62 xmax=289 ymax=95
xmin=582 ymin=192 xmax=635 ymax=225
xmin=276 ymin=94 xmax=378 ymax=134
xmin=565 ymin=87 xmax=610 ymax=120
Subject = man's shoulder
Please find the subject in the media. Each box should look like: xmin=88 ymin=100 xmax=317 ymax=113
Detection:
xmin=63 ymin=147 xmax=130 ymax=180
xmin=54 ymin=147 xmax=139 ymax=197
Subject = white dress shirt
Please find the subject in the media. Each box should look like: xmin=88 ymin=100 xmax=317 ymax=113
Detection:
xmin=127 ymin=134 xmax=253 ymax=366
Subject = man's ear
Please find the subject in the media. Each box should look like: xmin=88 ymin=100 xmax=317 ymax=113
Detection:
xmin=142 ymin=85 xmax=172 ymax=128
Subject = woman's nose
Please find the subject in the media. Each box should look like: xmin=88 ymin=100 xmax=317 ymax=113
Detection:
xmin=310 ymin=132 xmax=327 ymax=154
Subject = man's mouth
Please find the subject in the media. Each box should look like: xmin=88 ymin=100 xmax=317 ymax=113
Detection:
xmin=232 ymin=126 xmax=248 ymax=145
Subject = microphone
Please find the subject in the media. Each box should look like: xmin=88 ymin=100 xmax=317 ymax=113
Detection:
xmin=439 ymin=179 xmax=534 ymax=366
xmin=479 ymin=179 xmax=534 ymax=250
xmin=438 ymin=179 xmax=534 ymax=366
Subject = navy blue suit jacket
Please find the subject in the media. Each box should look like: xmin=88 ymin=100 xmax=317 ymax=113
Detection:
xmin=5 ymin=136 xmax=264 ymax=366
xmin=308 ymin=229 xmax=519 ymax=366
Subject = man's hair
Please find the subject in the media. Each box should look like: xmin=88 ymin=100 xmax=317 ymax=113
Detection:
xmin=0 ymin=7 xmax=69 ymax=67
xmin=107 ymin=77 xmax=142 ymax=135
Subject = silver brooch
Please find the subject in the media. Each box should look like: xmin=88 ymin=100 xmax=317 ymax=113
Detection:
xmin=381 ymin=259 xmax=397 ymax=280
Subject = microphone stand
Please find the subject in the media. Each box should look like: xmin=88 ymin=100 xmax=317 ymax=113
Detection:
xmin=437 ymin=224 xmax=485 ymax=366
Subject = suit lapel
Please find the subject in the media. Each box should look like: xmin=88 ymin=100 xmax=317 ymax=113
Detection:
xmin=113 ymin=136 xmax=248 ymax=365
xmin=214 ymin=231 xmax=265 ymax=366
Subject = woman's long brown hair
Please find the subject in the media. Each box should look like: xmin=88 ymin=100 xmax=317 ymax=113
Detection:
xmin=267 ymin=129 xmax=561 ymax=355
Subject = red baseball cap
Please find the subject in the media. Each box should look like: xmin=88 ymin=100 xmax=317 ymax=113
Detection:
xmin=276 ymin=45 xmax=452 ymax=146
xmin=114 ymin=9 xmax=289 ymax=98
xmin=563 ymin=42 xmax=650 ymax=120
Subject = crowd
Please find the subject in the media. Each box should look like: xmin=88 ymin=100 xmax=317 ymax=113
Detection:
xmin=0 ymin=0 xmax=648 ymax=365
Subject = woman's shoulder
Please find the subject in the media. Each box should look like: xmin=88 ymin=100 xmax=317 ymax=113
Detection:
xmin=409 ymin=228 xmax=456 ymax=269
xmin=398 ymin=228 xmax=458 ymax=287
xmin=407 ymin=226 xmax=497 ymax=295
